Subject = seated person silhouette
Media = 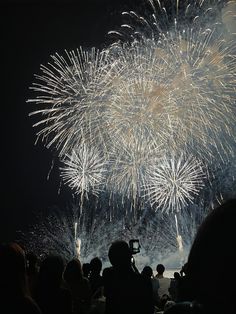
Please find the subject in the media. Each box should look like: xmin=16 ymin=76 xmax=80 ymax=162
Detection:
xmin=89 ymin=257 xmax=104 ymax=299
xmin=102 ymin=240 xmax=154 ymax=314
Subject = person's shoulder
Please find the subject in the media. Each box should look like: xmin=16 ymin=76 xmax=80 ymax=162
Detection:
xmin=103 ymin=266 xmax=112 ymax=272
xmin=102 ymin=266 xmax=113 ymax=277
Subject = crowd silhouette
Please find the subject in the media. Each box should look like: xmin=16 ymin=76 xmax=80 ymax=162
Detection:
xmin=0 ymin=199 xmax=236 ymax=314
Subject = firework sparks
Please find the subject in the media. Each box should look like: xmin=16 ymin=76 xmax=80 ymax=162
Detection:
xmin=107 ymin=22 xmax=236 ymax=164
xmin=107 ymin=132 xmax=163 ymax=203
xmin=28 ymin=48 xmax=113 ymax=156
xmin=60 ymin=143 xmax=107 ymax=199
xmin=145 ymin=153 xmax=206 ymax=213
xmin=28 ymin=0 xmax=236 ymax=213
xmin=18 ymin=200 xmax=209 ymax=269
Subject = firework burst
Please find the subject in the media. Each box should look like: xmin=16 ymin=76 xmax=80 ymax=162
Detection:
xmin=28 ymin=0 xmax=236 ymax=213
xmin=107 ymin=7 xmax=236 ymax=163
xmin=145 ymin=153 xmax=206 ymax=213
xmin=107 ymin=132 xmax=163 ymax=203
xmin=60 ymin=143 xmax=107 ymax=199
xmin=28 ymin=48 xmax=113 ymax=156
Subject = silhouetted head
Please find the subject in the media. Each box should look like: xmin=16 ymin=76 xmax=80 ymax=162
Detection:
xmin=187 ymin=199 xmax=236 ymax=312
xmin=141 ymin=266 xmax=153 ymax=278
xmin=156 ymin=264 xmax=165 ymax=275
xmin=64 ymin=258 xmax=83 ymax=284
xmin=38 ymin=255 xmax=64 ymax=287
xmin=174 ymin=272 xmax=181 ymax=280
xmin=90 ymin=257 xmax=102 ymax=275
xmin=0 ymin=242 xmax=27 ymax=296
xmin=108 ymin=240 xmax=132 ymax=268
xmin=82 ymin=262 xmax=91 ymax=278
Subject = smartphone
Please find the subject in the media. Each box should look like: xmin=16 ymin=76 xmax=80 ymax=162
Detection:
xmin=129 ymin=239 xmax=140 ymax=254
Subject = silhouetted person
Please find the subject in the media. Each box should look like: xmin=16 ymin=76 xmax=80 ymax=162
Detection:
xmin=141 ymin=266 xmax=160 ymax=306
xmin=155 ymin=264 xmax=171 ymax=298
xmin=64 ymin=258 xmax=91 ymax=314
xmin=174 ymin=262 xmax=193 ymax=303
xmin=165 ymin=199 xmax=236 ymax=314
xmin=82 ymin=263 xmax=91 ymax=278
xmin=0 ymin=242 xmax=41 ymax=314
xmin=35 ymin=254 xmax=72 ymax=314
xmin=89 ymin=257 xmax=104 ymax=299
xmin=103 ymin=240 xmax=154 ymax=314
xmin=141 ymin=265 xmax=153 ymax=278
xmin=169 ymin=272 xmax=181 ymax=301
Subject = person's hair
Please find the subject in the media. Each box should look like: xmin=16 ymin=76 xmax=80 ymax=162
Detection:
xmin=90 ymin=257 xmax=102 ymax=274
xmin=156 ymin=264 xmax=165 ymax=274
xmin=108 ymin=240 xmax=132 ymax=267
xmin=186 ymin=199 xmax=236 ymax=312
xmin=141 ymin=266 xmax=153 ymax=278
xmin=38 ymin=255 xmax=64 ymax=288
xmin=64 ymin=258 xmax=83 ymax=284
xmin=0 ymin=242 xmax=28 ymax=297
xmin=174 ymin=272 xmax=181 ymax=279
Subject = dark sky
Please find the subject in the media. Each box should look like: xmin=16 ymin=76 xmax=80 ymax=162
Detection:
xmin=1 ymin=0 xmax=143 ymax=242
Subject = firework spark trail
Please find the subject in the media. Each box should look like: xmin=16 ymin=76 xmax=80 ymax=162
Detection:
xmin=28 ymin=0 xmax=236 ymax=213
xmin=18 ymin=200 xmax=208 ymax=268
xmin=18 ymin=207 xmax=78 ymax=262
xmin=18 ymin=203 xmax=129 ymax=263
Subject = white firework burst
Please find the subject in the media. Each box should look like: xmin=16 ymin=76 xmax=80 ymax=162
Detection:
xmin=28 ymin=47 xmax=114 ymax=156
xmin=60 ymin=143 xmax=106 ymax=198
xmin=107 ymin=8 xmax=236 ymax=163
xmin=28 ymin=0 xmax=236 ymax=213
xmin=107 ymin=132 xmax=163 ymax=204
xmin=146 ymin=153 xmax=206 ymax=213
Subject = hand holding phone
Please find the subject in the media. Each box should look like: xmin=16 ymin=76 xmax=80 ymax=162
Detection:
xmin=129 ymin=239 xmax=140 ymax=255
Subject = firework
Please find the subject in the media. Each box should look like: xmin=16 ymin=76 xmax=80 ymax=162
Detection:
xmin=18 ymin=199 xmax=209 ymax=269
xmin=107 ymin=11 xmax=236 ymax=163
xmin=18 ymin=203 xmax=127 ymax=264
xmin=60 ymin=143 xmax=107 ymax=199
xmin=107 ymin=132 xmax=163 ymax=204
xmin=28 ymin=48 xmax=114 ymax=156
xmin=28 ymin=0 xmax=236 ymax=213
xmin=145 ymin=153 xmax=206 ymax=213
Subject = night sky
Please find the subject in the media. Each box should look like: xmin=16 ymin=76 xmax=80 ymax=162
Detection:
xmin=1 ymin=0 xmax=144 ymax=242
